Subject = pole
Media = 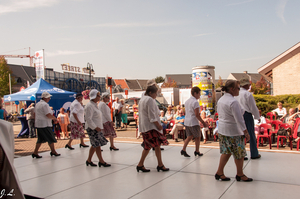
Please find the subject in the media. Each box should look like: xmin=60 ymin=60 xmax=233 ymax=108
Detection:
xmin=110 ymin=85 xmax=113 ymax=121
xmin=9 ymin=74 xmax=12 ymax=113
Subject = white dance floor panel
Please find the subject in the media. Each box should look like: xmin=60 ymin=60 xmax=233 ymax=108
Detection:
xmin=14 ymin=143 xmax=300 ymax=199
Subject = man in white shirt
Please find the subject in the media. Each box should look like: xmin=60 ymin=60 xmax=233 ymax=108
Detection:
xmin=201 ymin=105 xmax=211 ymax=118
xmin=235 ymin=78 xmax=261 ymax=160
xmin=112 ymin=97 xmax=123 ymax=129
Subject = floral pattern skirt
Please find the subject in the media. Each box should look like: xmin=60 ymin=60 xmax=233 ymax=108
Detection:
xmin=219 ymin=134 xmax=246 ymax=160
xmin=86 ymin=128 xmax=108 ymax=147
xmin=70 ymin=122 xmax=86 ymax=139
xmin=102 ymin=121 xmax=117 ymax=138
xmin=141 ymin=129 xmax=169 ymax=150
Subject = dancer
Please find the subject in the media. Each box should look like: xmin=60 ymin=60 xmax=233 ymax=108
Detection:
xmin=181 ymin=87 xmax=208 ymax=157
xmin=98 ymin=92 xmax=119 ymax=151
xmin=65 ymin=93 xmax=89 ymax=150
xmin=136 ymin=84 xmax=169 ymax=172
xmin=215 ymin=80 xmax=252 ymax=182
xmin=32 ymin=92 xmax=60 ymax=158
xmin=85 ymin=89 xmax=110 ymax=167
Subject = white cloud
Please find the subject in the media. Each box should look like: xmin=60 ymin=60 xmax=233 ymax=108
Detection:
xmin=0 ymin=0 xmax=59 ymax=15
xmin=276 ymin=0 xmax=288 ymax=24
xmin=91 ymin=21 xmax=183 ymax=28
xmin=193 ymin=33 xmax=216 ymax=37
xmin=46 ymin=50 xmax=99 ymax=57
xmin=227 ymin=0 xmax=255 ymax=6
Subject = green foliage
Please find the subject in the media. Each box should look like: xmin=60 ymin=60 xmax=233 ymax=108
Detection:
xmin=0 ymin=57 xmax=14 ymax=97
xmin=215 ymin=76 xmax=224 ymax=89
xmin=155 ymin=76 xmax=165 ymax=83
xmin=250 ymin=76 xmax=270 ymax=94
xmin=254 ymin=94 xmax=300 ymax=116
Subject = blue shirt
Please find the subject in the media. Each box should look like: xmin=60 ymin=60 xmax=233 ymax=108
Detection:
xmin=176 ymin=116 xmax=185 ymax=125
xmin=0 ymin=109 xmax=4 ymax=120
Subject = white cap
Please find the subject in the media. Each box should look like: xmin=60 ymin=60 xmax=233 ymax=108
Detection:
xmin=41 ymin=92 xmax=52 ymax=98
xmin=89 ymin=89 xmax=99 ymax=100
xmin=102 ymin=92 xmax=110 ymax=98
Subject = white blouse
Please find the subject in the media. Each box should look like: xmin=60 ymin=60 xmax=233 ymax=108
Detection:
xmin=98 ymin=101 xmax=112 ymax=123
xmin=138 ymin=95 xmax=162 ymax=134
xmin=217 ymin=93 xmax=247 ymax=136
xmin=184 ymin=96 xmax=200 ymax=127
xmin=84 ymin=101 xmax=103 ymax=130
xmin=70 ymin=99 xmax=84 ymax=123
xmin=273 ymin=107 xmax=287 ymax=117
xmin=35 ymin=99 xmax=53 ymax=128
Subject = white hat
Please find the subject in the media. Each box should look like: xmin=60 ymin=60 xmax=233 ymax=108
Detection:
xmin=239 ymin=78 xmax=251 ymax=86
xmin=89 ymin=89 xmax=99 ymax=100
xmin=41 ymin=92 xmax=52 ymax=98
xmin=102 ymin=92 xmax=110 ymax=98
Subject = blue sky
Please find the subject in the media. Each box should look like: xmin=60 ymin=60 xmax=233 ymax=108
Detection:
xmin=1 ymin=0 xmax=299 ymax=80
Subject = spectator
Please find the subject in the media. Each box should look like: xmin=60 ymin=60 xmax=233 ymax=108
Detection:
xmin=132 ymin=99 xmax=139 ymax=127
xmin=160 ymin=110 xmax=168 ymax=130
xmin=285 ymin=108 xmax=299 ymax=126
xmin=200 ymin=112 xmax=210 ymax=144
xmin=66 ymin=93 xmax=88 ymax=150
xmin=0 ymin=104 xmax=7 ymax=120
xmin=120 ymin=99 xmax=129 ymax=128
xmin=174 ymin=105 xmax=182 ymax=119
xmin=98 ymin=92 xmax=119 ymax=151
xmin=112 ymin=97 xmax=123 ymax=129
xmin=32 ymin=92 xmax=60 ymax=158
xmin=165 ymin=105 xmax=174 ymax=123
xmin=201 ymin=104 xmax=211 ymax=118
xmin=57 ymin=108 xmax=70 ymax=139
xmin=85 ymin=89 xmax=110 ymax=167
xmin=254 ymin=110 xmax=266 ymax=137
xmin=169 ymin=110 xmax=185 ymax=142
xmin=24 ymin=103 xmax=36 ymax=138
xmin=272 ymin=102 xmax=287 ymax=121
xmin=20 ymin=104 xmax=27 ymax=116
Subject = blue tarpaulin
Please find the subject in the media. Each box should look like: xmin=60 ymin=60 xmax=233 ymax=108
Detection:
xmin=4 ymin=78 xmax=76 ymax=116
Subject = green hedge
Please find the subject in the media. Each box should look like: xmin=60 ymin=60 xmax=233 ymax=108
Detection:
xmin=254 ymin=94 xmax=300 ymax=116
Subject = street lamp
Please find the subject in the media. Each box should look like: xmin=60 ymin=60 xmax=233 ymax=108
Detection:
xmin=86 ymin=62 xmax=94 ymax=89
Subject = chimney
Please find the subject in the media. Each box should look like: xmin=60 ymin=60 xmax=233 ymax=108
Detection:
xmin=243 ymin=71 xmax=248 ymax=74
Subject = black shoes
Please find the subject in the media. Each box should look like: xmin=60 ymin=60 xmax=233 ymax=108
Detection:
xmin=50 ymin=152 xmax=61 ymax=157
xmin=136 ymin=165 xmax=151 ymax=172
xmin=175 ymin=139 xmax=180 ymax=142
xmin=181 ymin=150 xmax=190 ymax=157
xmin=86 ymin=161 xmax=97 ymax=167
xmin=251 ymin=154 xmax=261 ymax=159
xmin=244 ymin=157 xmax=248 ymax=160
xmin=110 ymin=147 xmax=119 ymax=151
xmin=157 ymin=165 xmax=169 ymax=172
xmin=194 ymin=151 xmax=203 ymax=156
xmin=80 ymin=144 xmax=89 ymax=148
xmin=32 ymin=154 xmax=42 ymax=159
xmin=98 ymin=162 xmax=111 ymax=167
xmin=215 ymin=174 xmax=230 ymax=181
xmin=236 ymin=175 xmax=253 ymax=182
xmin=152 ymin=148 xmax=164 ymax=151
xmin=65 ymin=144 xmax=74 ymax=150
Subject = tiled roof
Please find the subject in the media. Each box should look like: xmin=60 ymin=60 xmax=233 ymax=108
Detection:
xmin=229 ymin=73 xmax=264 ymax=83
xmin=165 ymin=74 xmax=192 ymax=86
xmin=126 ymin=79 xmax=141 ymax=90
xmin=136 ymin=79 xmax=149 ymax=90
xmin=113 ymin=79 xmax=129 ymax=89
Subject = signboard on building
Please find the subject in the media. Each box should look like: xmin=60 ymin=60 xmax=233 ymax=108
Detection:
xmin=35 ymin=50 xmax=44 ymax=80
xmin=61 ymin=64 xmax=95 ymax=75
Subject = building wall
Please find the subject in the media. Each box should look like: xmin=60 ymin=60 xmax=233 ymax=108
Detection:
xmin=273 ymin=53 xmax=300 ymax=95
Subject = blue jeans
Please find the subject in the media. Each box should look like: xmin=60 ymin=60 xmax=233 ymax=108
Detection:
xmin=244 ymin=112 xmax=259 ymax=158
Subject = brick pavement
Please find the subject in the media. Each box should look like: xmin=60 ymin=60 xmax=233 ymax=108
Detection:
xmin=12 ymin=121 xmax=299 ymax=158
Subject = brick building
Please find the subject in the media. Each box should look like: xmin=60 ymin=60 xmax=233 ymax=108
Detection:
xmin=258 ymin=42 xmax=300 ymax=95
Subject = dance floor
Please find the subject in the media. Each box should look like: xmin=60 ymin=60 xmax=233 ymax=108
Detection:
xmin=15 ymin=142 xmax=300 ymax=199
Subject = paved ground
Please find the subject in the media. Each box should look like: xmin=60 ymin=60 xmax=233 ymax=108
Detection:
xmin=12 ymin=121 xmax=300 ymax=158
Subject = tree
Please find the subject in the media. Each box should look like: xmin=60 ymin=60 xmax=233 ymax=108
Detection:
xmin=161 ymin=77 xmax=177 ymax=88
xmin=215 ymin=76 xmax=224 ymax=88
xmin=0 ymin=57 xmax=14 ymax=96
xmin=155 ymin=76 xmax=165 ymax=83
xmin=250 ymin=77 xmax=270 ymax=94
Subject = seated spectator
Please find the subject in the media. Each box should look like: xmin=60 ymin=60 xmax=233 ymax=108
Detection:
xmin=165 ymin=105 xmax=174 ymax=123
xmin=169 ymin=110 xmax=185 ymax=142
xmin=174 ymin=105 xmax=182 ymax=119
xmin=272 ymin=102 xmax=287 ymax=121
xmin=286 ymin=108 xmax=300 ymax=127
xmin=160 ymin=111 xmax=168 ymax=130
xmin=201 ymin=105 xmax=211 ymax=118
xmin=200 ymin=111 xmax=210 ymax=144
xmin=254 ymin=110 xmax=266 ymax=137
xmin=213 ymin=120 xmax=219 ymax=136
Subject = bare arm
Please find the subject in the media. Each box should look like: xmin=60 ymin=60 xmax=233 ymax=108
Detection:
xmin=153 ymin=121 xmax=163 ymax=131
xmin=46 ymin=113 xmax=57 ymax=122
xmin=195 ymin=108 xmax=208 ymax=127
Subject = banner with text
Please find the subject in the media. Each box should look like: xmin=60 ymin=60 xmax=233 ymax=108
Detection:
xmin=35 ymin=50 xmax=44 ymax=80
